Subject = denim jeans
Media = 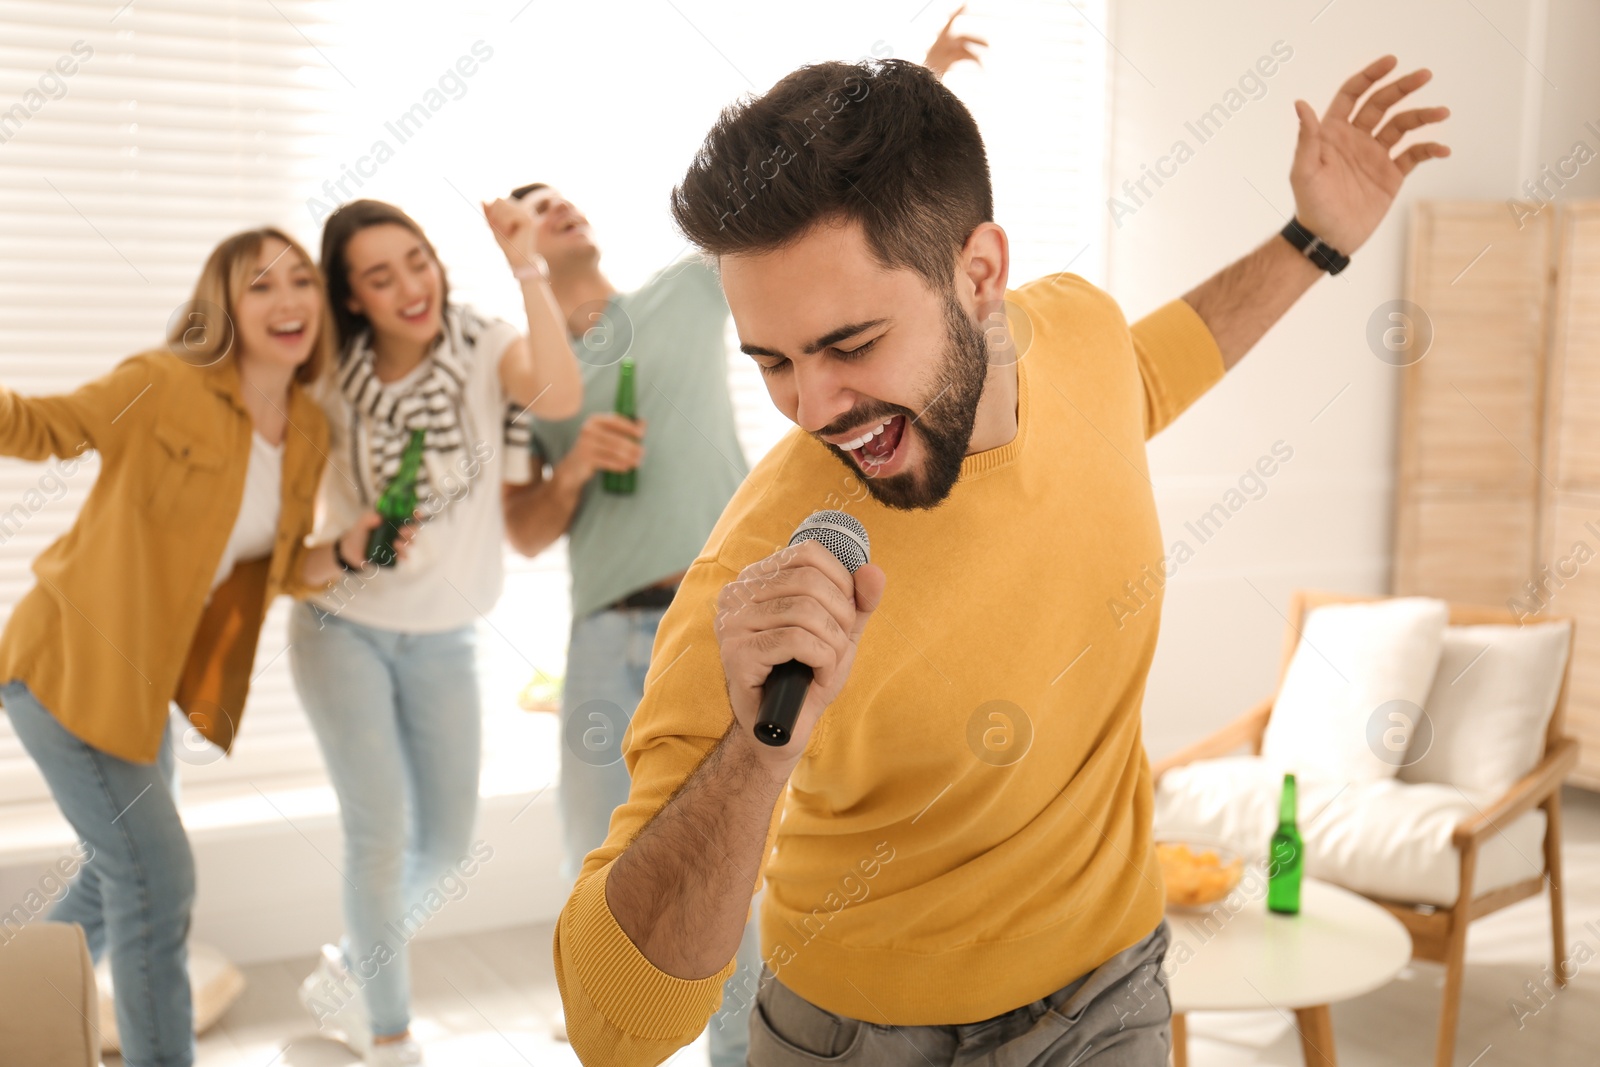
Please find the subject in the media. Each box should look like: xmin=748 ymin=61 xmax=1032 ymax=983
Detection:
xmin=559 ymin=604 xmax=761 ymax=1067
xmin=748 ymin=920 xmax=1173 ymax=1066
xmin=287 ymin=601 xmax=482 ymax=1039
xmin=3 ymin=679 xmax=196 ymax=1067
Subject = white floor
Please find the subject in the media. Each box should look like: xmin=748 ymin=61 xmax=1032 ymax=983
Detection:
xmin=112 ymin=921 xmax=710 ymax=1067
xmin=117 ymin=787 xmax=1600 ymax=1067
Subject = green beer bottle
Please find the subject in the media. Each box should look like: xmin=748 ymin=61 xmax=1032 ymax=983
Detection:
xmin=367 ymin=428 xmax=425 ymax=567
xmin=1267 ymin=772 xmax=1304 ymax=915
xmin=602 ymin=356 xmax=638 ymax=495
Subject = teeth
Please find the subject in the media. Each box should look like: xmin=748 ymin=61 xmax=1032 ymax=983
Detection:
xmin=402 ymin=301 xmax=427 ymax=316
xmin=839 ymin=416 xmax=894 ymax=451
xmin=269 ymin=321 xmax=304 ymax=334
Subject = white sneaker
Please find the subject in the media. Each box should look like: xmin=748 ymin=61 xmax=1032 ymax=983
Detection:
xmin=367 ymin=1035 xmax=425 ymax=1065
xmin=298 ymin=943 xmax=373 ymax=1056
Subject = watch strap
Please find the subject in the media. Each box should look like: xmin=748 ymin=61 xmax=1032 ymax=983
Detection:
xmin=1280 ymin=216 xmax=1350 ymax=276
xmin=333 ymin=537 xmax=359 ymax=573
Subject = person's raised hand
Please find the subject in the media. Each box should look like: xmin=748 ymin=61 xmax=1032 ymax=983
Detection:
xmin=923 ymin=5 xmax=987 ymax=78
xmin=1290 ymin=55 xmax=1450 ymax=255
xmin=482 ymin=197 xmax=542 ymax=274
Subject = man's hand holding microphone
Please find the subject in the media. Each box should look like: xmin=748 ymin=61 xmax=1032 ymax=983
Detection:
xmin=716 ymin=511 xmax=884 ymax=778
xmin=604 ymin=511 xmax=883 ymax=982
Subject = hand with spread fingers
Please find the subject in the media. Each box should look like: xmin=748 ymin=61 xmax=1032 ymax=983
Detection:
xmin=923 ymin=5 xmax=988 ymax=78
xmin=1291 ymin=54 xmax=1451 ymax=255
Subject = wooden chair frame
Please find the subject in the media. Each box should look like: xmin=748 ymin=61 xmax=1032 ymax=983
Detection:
xmin=1152 ymin=589 xmax=1578 ymax=1067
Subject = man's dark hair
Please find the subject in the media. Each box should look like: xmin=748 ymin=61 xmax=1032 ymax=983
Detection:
xmin=670 ymin=58 xmax=993 ymax=294
xmin=510 ymin=182 xmax=547 ymax=200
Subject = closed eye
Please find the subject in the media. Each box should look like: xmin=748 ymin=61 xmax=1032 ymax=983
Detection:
xmin=755 ymin=336 xmax=880 ymax=377
xmin=834 ymin=337 xmax=879 ymax=360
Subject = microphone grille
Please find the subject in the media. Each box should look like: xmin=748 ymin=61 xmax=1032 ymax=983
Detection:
xmin=789 ymin=510 xmax=870 ymax=573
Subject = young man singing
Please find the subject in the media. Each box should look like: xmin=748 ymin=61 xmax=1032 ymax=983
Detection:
xmin=553 ymin=54 xmax=1449 ymax=1066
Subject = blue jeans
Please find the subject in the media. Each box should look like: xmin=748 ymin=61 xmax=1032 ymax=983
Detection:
xmin=3 ymin=680 xmax=196 ymax=1067
xmin=559 ymin=605 xmax=761 ymax=1066
xmin=287 ymin=601 xmax=482 ymax=1039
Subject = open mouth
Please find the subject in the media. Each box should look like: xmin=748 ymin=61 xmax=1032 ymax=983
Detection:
xmin=268 ymin=320 xmax=306 ymax=344
xmin=838 ymin=413 xmax=907 ymax=476
xmin=399 ymin=299 xmax=431 ymax=325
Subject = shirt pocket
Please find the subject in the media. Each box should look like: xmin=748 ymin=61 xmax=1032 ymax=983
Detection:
xmin=277 ymin=462 xmax=319 ymax=551
xmin=145 ymin=420 xmax=227 ymax=518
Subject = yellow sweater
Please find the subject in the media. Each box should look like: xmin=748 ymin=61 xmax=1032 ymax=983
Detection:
xmin=553 ymin=272 xmax=1226 ymax=1065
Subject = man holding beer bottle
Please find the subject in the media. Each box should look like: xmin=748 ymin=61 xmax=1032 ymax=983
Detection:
xmin=500 ymin=184 xmax=758 ymax=1062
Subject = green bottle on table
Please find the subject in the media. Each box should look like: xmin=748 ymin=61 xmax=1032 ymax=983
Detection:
xmin=367 ymin=428 xmax=425 ymax=567
xmin=602 ymin=356 xmax=638 ymax=495
xmin=1268 ymin=772 xmax=1303 ymax=915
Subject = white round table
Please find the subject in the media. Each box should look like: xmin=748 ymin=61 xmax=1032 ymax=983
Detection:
xmin=1164 ymin=877 xmax=1412 ymax=1067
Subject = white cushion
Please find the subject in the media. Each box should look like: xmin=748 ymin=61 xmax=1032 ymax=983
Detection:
xmin=1399 ymin=621 xmax=1571 ymax=795
xmin=1260 ymin=597 xmax=1449 ymax=782
xmin=1154 ymin=755 xmax=1547 ymax=907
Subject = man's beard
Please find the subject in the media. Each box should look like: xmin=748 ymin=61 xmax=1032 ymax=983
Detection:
xmin=814 ymin=289 xmax=991 ymax=511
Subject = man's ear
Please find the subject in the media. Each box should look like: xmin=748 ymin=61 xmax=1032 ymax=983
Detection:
xmin=958 ymin=221 xmax=1010 ymax=313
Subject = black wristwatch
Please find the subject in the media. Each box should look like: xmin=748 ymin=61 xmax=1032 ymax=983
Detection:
xmin=333 ymin=537 xmax=360 ymax=573
xmin=1280 ymin=216 xmax=1350 ymax=275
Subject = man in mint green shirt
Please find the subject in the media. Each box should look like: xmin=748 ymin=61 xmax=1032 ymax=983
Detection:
xmin=515 ymin=244 xmax=746 ymax=622
xmin=502 ymin=183 xmax=755 ymax=1065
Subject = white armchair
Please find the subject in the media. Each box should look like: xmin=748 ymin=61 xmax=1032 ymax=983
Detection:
xmin=1152 ymin=589 xmax=1578 ymax=1067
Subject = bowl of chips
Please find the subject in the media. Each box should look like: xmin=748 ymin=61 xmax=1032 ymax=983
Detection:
xmin=1155 ymin=839 xmax=1245 ymax=910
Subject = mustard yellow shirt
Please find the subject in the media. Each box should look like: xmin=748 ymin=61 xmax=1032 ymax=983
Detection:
xmin=553 ymin=273 xmax=1226 ymax=1065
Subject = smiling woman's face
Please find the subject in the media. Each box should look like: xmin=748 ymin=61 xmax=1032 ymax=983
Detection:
xmin=232 ymin=238 xmax=321 ymax=373
xmin=720 ymin=216 xmax=992 ymax=510
xmin=342 ymin=222 xmax=445 ymax=348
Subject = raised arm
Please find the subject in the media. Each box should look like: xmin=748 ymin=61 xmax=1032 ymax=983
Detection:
xmin=0 ymin=351 xmax=158 ymax=461
xmin=1180 ymin=55 xmax=1450 ymax=369
xmin=922 ymin=5 xmax=987 ymax=79
xmin=482 ymin=197 xmax=584 ymax=417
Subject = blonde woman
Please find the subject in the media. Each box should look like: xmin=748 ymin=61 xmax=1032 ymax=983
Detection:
xmin=290 ymin=199 xmax=580 ymax=1066
xmin=0 ymin=229 xmax=394 ymax=1067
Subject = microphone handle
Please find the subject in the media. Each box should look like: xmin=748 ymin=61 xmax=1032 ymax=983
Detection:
xmin=753 ymin=659 xmax=814 ymax=747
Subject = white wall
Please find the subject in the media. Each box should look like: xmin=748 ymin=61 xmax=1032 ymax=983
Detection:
xmin=1534 ymin=0 xmax=1600 ymax=176
xmin=1106 ymin=0 xmax=1600 ymax=758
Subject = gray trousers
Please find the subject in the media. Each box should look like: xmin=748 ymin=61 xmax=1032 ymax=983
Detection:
xmin=748 ymin=919 xmax=1172 ymax=1066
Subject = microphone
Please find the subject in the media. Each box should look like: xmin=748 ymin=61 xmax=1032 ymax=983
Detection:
xmin=753 ymin=510 xmax=871 ymax=747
